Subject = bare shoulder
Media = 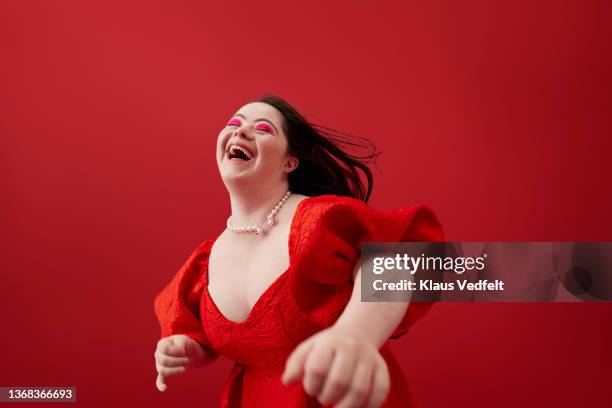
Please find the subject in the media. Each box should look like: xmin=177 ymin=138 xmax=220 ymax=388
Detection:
xmin=272 ymin=193 xmax=308 ymax=225
xmin=290 ymin=193 xmax=310 ymax=206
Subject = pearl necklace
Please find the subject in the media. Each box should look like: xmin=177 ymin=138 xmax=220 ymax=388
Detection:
xmin=226 ymin=191 xmax=292 ymax=235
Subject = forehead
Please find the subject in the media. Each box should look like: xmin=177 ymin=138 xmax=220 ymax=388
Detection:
xmin=234 ymin=102 xmax=283 ymax=125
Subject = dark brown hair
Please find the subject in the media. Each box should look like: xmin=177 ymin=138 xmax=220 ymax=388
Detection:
xmin=251 ymin=94 xmax=381 ymax=203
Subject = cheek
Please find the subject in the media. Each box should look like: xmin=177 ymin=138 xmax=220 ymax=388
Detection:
xmin=216 ymin=131 xmax=229 ymax=150
xmin=259 ymin=139 xmax=288 ymax=161
xmin=215 ymin=133 xmax=228 ymax=164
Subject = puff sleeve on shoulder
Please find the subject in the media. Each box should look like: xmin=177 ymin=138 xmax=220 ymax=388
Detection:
xmin=292 ymin=195 xmax=445 ymax=339
xmin=153 ymin=239 xmax=214 ymax=349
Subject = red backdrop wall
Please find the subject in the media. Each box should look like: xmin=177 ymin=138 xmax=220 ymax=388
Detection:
xmin=1 ymin=1 xmax=610 ymax=407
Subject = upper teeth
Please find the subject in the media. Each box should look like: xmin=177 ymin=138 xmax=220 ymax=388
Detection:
xmin=227 ymin=144 xmax=253 ymax=159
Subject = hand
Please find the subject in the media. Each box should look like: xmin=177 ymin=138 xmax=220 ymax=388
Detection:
xmin=154 ymin=334 xmax=208 ymax=392
xmin=281 ymin=325 xmax=390 ymax=408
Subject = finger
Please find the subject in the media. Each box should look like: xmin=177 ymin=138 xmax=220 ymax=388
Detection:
xmin=366 ymin=362 xmax=390 ymax=408
xmin=157 ymin=337 xmax=187 ymax=357
xmin=159 ymin=343 xmax=187 ymax=358
xmin=282 ymin=340 xmax=314 ymax=385
xmin=318 ymin=349 xmax=357 ymax=405
xmin=156 ymin=373 xmax=167 ymax=392
xmin=171 ymin=335 xmax=190 ymax=351
xmin=302 ymin=345 xmax=334 ymax=397
xmin=335 ymin=361 xmax=374 ymax=408
xmin=155 ymin=352 xmax=189 ymax=367
xmin=156 ymin=364 xmax=186 ymax=377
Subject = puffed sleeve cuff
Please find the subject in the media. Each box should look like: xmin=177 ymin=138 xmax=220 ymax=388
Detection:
xmin=153 ymin=239 xmax=213 ymax=350
xmin=379 ymin=204 xmax=445 ymax=339
xmin=297 ymin=196 xmax=444 ymax=339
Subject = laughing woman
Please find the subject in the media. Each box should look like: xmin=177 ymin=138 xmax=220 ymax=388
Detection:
xmin=154 ymin=95 xmax=444 ymax=408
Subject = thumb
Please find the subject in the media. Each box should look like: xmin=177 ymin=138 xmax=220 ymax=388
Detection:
xmin=156 ymin=373 xmax=167 ymax=392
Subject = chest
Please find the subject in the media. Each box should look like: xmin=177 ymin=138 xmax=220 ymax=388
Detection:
xmin=207 ymin=223 xmax=292 ymax=323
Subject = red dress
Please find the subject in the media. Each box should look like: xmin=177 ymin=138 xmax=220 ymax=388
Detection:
xmin=154 ymin=194 xmax=445 ymax=407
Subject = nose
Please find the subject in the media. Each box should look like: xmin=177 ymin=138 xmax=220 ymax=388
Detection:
xmin=233 ymin=124 xmax=254 ymax=140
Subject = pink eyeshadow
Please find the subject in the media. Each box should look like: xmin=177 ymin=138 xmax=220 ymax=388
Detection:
xmin=256 ymin=124 xmax=272 ymax=132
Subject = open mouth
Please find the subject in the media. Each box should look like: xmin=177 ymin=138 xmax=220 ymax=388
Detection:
xmin=226 ymin=144 xmax=254 ymax=161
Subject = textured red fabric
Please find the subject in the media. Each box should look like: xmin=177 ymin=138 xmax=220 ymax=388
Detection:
xmin=154 ymin=194 xmax=445 ymax=407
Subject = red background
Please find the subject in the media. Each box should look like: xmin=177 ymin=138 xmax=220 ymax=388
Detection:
xmin=1 ymin=1 xmax=611 ymax=407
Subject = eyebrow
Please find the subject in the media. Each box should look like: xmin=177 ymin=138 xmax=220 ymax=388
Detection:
xmin=234 ymin=113 xmax=279 ymax=133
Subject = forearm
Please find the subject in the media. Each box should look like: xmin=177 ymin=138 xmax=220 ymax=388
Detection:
xmin=333 ymin=265 xmax=410 ymax=349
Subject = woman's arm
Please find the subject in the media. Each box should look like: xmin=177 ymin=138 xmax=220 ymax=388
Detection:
xmin=282 ymin=261 xmax=410 ymax=408
xmin=334 ymin=262 xmax=410 ymax=349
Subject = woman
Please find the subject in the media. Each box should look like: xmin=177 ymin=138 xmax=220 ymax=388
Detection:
xmin=154 ymin=95 xmax=444 ymax=408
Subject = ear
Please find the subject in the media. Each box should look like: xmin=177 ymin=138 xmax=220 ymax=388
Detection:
xmin=283 ymin=156 xmax=299 ymax=173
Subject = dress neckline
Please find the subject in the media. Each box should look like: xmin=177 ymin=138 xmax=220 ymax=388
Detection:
xmin=203 ymin=195 xmax=313 ymax=326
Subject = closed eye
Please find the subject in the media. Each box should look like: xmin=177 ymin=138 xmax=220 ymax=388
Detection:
xmin=227 ymin=118 xmax=241 ymax=127
xmin=255 ymin=124 xmax=272 ymax=133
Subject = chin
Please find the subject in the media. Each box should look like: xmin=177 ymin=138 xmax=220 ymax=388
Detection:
xmin=220 ymin=167 xmax=255 ymax=185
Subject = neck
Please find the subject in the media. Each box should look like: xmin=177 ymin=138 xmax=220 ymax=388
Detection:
xmin=227 ymin=182 xmax=290 ymax=227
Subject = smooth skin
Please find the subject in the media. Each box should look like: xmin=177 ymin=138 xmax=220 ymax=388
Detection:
xmin=281 ymin=259 xmax=409 ymax=408
xmin=155 ymin=334 xmax=219 ymax=392
xmin=154 ymin=102 xmax=410 ymax=407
